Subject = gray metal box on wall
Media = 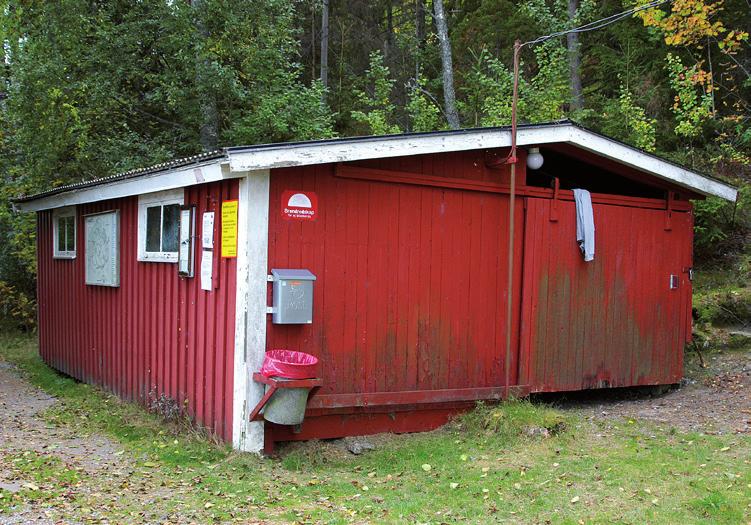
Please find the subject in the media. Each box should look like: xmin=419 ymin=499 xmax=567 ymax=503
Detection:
xmin=271 ymin=269 xmax=316 ymax=324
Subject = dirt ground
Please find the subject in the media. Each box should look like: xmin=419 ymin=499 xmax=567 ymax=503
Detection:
xmin=554 ymin=346 xmax=751 ymax=435
xmin=0 ymin=361 xmax=131 ymax=525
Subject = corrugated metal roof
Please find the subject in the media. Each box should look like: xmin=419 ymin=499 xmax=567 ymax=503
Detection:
xmin=13 ymin=149 xmax=226 ymax=203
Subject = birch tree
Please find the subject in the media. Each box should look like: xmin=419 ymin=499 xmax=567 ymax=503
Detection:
xmin=567 ymin=0 xmax=583 ymax=110
xmin=433 ymin=0 xmax=461 ymax=129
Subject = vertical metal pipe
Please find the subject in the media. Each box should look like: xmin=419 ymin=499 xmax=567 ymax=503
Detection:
xmin=505 ymin=40 xmax=522 ymax=399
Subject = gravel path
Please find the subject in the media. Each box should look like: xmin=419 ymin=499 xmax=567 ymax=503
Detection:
xmin=0 ymin=361 xmax=130 ymax=524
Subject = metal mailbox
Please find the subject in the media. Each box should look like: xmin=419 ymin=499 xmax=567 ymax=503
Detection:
xmin=271 ymin=269 xmax=316 ymax=324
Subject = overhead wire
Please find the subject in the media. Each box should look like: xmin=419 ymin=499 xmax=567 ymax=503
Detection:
xmin=522 ymin=0 xmax=673 ymax=48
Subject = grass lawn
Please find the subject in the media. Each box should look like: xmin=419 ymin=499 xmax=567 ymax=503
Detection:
xmin=0 ymin=332 xmax=749 ymax=524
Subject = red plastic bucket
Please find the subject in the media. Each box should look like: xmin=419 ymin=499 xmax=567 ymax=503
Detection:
xmin=260 ymin=349 xmax=319 ymax=379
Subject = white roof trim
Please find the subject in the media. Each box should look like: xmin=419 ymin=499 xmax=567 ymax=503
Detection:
xmin=15 ymin=160 xmax=238 ymax=212
xmin=15 ymin=122 xmax=736 ymax=212
xmin=565 ymin=127 xmax=737 ymax=201
xmin=227 ymin=123 xmax=735 ymax=201
xmin=226 ymin=125 xmax=570 ymax=172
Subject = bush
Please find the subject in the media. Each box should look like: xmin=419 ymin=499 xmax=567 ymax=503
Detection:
xmin=693 ymin=287 xmax=751 ymax=327
xmin=694 ymin=183 xmax=750 ymax=263
xmin=0 ymin=281 xmax=36 ymax=332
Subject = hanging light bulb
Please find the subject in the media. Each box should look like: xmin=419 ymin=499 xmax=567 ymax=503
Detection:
xmin=526 ymin=147 xmax=544 ymax=170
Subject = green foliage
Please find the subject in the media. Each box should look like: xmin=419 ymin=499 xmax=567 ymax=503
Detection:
xmin=461 ymin=44 xmax=568 ymax=127
xmin=694 ymin=196 xmax=730 ymax=251
xmin=406 ymin=77 xmax=442 ymax=132
xmin=520 ymin=0 xmax=598 ymax=32
xmin=0 ymin=281 xmax=35 ymax=332
xmin=0 ymin=0 xmax=748 ymax=303
xmin=351 ymin=52 xmax=401 ymax=135
xmin=0 ymin=0 xmax=334 ymax=299
xmin=666 ymin=53 xmax=714 ymax=138
xmin=600 ymin=84 xmax=658 ymax=152
xmin=694 ymin=183 xmax=750 ymax=262
xmin=693 ymin=286 xmax=751 ymax=327
xmin=197 ymin=0 xmax=335 ymax=145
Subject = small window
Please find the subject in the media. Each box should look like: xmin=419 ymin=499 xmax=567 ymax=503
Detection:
xmin=52 ymin=207 xmax=76 ymax=259
xmin=138 ymin=189 xmax=184 ymax=262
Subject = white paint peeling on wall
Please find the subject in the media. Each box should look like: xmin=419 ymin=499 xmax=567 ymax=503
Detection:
xmin=232 ymin=170 xmax=270 ymax=454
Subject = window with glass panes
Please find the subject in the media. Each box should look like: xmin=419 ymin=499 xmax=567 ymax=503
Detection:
xmin=137 ymin=190 xmax=184 ymax=262
xmin=53 ymin=208 xmax=76 ymax=258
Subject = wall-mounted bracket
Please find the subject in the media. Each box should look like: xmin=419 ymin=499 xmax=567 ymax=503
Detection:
xmin=665 ymin=192 xmax=674 ymax=231
xmin=248 ymin=372 xmax=322 ymax=422
xmin=549 ymin=177 xmax=560 ymax=222
xmin=266 ymin=275 xmax=275 ymax=315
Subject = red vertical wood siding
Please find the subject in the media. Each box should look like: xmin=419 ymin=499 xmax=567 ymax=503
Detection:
xmin=36 ymin=179 xmax=238 ymax=441
xmin=519 ymin=197 xmax=694 ymax=391
xmin=266 ymin=153 xmax=695 ymax=441
xmin=266 ymin=155 xmax=526 ymax=404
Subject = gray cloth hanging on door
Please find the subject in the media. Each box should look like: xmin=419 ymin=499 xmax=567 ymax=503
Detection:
xmin=573 ymin=189 xmax=595 ymax=262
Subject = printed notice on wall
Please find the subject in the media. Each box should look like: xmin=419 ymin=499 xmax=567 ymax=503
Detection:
xmin=201 ymin=212 xmax=215 ymax=249
xmin=200 ymin=249 xmax=213 ymax=291
xmin=221 ymin=200 xmax=239 ymax=258
xmin=282 ymin=190 xmax=318 ymax=221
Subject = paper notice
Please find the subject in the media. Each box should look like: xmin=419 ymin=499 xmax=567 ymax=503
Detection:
xmin=202 ymin=212 xmax=215 ymax=249
xmin=200 ymin=249 xmax=213 ymax=291
xmin=220 ymin=200 xmax=238 ymax=258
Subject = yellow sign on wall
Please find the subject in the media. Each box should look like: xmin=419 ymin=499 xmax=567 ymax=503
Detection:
xmin=221 ymin=200 xmax=238 ymax=258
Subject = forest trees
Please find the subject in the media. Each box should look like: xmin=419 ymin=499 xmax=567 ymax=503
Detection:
xmin=0 ymin=0 xmax=334 ymax=327
xmin=0 ymin=0 xmax=748 ymax=328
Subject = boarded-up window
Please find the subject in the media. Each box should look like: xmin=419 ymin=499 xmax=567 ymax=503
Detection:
xmin=84 ymin=210 xmax=119 ymax=287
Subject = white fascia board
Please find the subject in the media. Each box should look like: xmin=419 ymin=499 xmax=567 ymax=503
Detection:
xmin=567 ymin=127 xmax=737 ymax=201
xmin=227 ymin=125 xmax=572 ymax=172
xmin=18 ymin=123 xmax=735 ymax=211
xmin=228 ymin=123 xmax=735 ymax=201
xmin=15 ymin=159 xmax=238 ymax=212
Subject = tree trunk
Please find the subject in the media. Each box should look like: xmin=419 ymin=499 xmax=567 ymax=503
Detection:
xmin=384 ymin=0 xmax=393 ymax=62
xmin=433 ymin=0 xmax=460 ymax=129
xmin=415 ymin=0 xmax=425 ymax=79
xmin=321 ymin=0 xmax=329 ymax=93
xmin=567 ymin=0 xmax=583 ymax=111
xmin=192 ymin=0 xmax=218 ymax=151
xmin=311 ymin=1 xmax=316 ymax=81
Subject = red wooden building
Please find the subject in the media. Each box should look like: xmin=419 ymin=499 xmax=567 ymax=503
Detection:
xmin=15 ymin=121 xmax=736 ymax=452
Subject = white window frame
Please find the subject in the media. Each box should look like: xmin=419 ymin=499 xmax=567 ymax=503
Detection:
xmin=137 ymin=189 xmax=184 ymax=263
xmin=52 ymin=206 xmax=77 ymax=259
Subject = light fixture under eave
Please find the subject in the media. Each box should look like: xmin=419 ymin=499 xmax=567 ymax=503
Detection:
xmin=526 ymin=147 xmax=544 ymax=170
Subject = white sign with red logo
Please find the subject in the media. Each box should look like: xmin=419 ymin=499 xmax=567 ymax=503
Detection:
xmin=282 ymin=190 xmax=318 ymax=221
